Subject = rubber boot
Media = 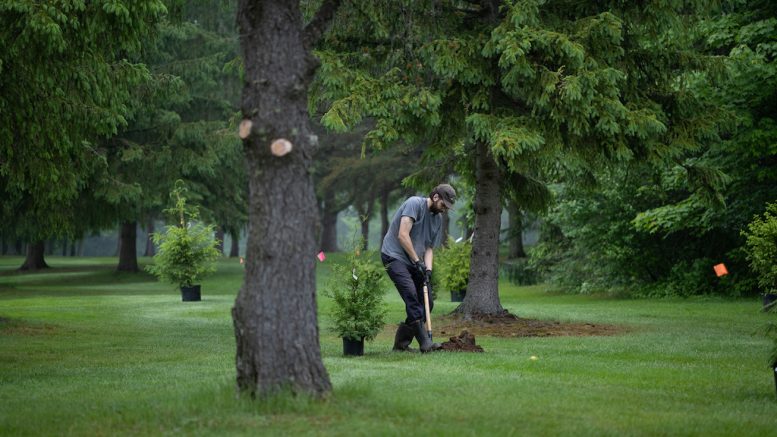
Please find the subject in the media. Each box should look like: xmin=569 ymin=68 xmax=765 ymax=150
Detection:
xmin=411 ymin=319 xmax=441 ymax=353
xmin=392 ymin=322 xmax=416 ymax=352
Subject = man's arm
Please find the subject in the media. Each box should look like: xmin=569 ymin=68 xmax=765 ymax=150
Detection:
xmin=398 ymin=216 xmax=421 ymax=262
xmin=424 ymin=248 xmax=433 ymax=273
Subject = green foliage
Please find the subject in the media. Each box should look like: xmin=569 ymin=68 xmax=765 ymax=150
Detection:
xmin=323 ymin=250 xmax=387 ymax=341
xmin=146 ymin=182 xmax=221 ymax=288
xmin=436 ymin=239 xmax=471 ymax=293
xmin=500 ymin=258 xmax=538 ymax=287
xmin=0 ymin=0 xmax=166 ymax=241
xmin=742 ymin=202 xmax=777 ymax=295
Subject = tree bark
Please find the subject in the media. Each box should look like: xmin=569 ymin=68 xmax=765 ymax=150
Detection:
xmin=117 ymin=221 xmax=139 ymax=272
xmin=319 ymin=203 xmax=339 ymax=252
xmin=455 ymin=140 xmax=506 ymax=316
xmin=229 ymin=229 xmax=240 ymax=257
xmin=144 ymin=219 xmax=155 ymax=257
xmin=232 ymin=0 xmax=334 ymax=398
xmin=507 ymin=201 xmax=526 ymax=259
xmin=20 ymin=241 xmax=48 ymax=271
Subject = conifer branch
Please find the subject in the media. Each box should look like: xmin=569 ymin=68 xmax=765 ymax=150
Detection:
xmin=304 ymin=0 xmax=343 ymax=48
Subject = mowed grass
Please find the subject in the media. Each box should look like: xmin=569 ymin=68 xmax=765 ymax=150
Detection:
xmin=1 ymin=255 xmax=775 ymax=436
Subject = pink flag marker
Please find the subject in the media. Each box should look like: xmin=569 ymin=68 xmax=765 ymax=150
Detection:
xmin=317 ymin=251 xmax=326 ymax=262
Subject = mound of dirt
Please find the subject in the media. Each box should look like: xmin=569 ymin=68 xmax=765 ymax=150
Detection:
xmin=439 ymin=330 xmax=484 ymax=352
xmin=436 ymin=312 xmax=625 ymax=338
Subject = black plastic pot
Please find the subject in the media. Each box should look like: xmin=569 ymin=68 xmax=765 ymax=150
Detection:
xmin=342 ymin=337 xmax=364 ymax=356
xmin=181 ymin=284 xmax=201 ymax=302
xmin=450 ymin=290 xmax=465 ymax=302
xmin=763 ymin=293 xmax=777 ymax=310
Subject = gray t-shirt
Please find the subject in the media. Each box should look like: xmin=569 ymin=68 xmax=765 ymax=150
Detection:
xmin=381 ymin=196 xmax=443 ymax=266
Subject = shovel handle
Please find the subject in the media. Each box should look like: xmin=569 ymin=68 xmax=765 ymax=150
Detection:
xmin=422 ymin=284 xmax=432 ymax=337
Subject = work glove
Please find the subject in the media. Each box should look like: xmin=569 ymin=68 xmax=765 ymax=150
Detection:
xmin=413 ymin=259 xmax=427 ymax=278
xmin=424 ymin=269 xmax=432 ymax=284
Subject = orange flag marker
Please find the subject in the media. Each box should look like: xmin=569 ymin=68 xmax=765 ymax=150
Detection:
xmin=714 ymin=263 xmax=728 ymax=277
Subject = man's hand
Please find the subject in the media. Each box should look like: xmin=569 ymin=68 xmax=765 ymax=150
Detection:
xmin=413 ymin=259 xmax=427 ymax=277
xmin=424 ymin=269 xmax=432 ymax=284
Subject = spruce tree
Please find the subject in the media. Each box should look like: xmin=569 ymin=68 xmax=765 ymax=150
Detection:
xmin=0 ymin=0 xmax=166 ymax=269
xmin=314 ymin=0 xmax=723 ymax=316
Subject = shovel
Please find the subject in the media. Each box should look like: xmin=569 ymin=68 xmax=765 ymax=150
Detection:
xmin=422 ymin=282 xmax=433 ymax=343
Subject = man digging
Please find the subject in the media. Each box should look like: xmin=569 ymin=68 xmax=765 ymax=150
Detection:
xmin=381 ymin=184 xmax=456 ymax=353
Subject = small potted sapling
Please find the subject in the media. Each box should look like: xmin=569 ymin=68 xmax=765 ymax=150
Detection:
xmin=438 ymin=238 xmax=471 ymax=302
xmin=146 ymin=181 xmax=221 ymax=301
xmin=324 ymin=249 xmax=387 ymax=356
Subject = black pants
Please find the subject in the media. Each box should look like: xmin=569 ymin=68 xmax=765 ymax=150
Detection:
xmin=381 ymin=253 xmax=433 ymax=324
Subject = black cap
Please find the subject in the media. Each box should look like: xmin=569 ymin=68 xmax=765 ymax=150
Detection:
xmin=433 ymin=184 xmax=456 ymax=209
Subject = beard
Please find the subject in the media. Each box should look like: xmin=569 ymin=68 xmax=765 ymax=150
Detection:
xmin=430 ymin=202 xmax=445 ymax=214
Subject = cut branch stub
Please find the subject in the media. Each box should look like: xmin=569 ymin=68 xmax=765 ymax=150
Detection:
xmin=271 ymin=138 xmax=293 ymax=156
xmin=239 ymin=119 xmax=253 ymax=139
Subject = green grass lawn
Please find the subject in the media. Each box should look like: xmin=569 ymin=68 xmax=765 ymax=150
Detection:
xmin=1 ymin=255 xmax=775 ymax=436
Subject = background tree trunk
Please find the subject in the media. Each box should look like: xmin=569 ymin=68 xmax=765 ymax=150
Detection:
xmin=215 ymin=226 xmax=225 ymax=255
xmin=20 ymin=241 xmax=48 ymax=271
xmin=117 ymin=221 xmax=139 ymax=272
xmin=357 ymin=200 xmax=373 ymax=251
xmin=455 ymin=141 xmax=506 ymax=316
xmin=231 ymin=0 xmax=333 ymax=398
xmin=320 ymin=190 xmax=339 ymax=252
xmin=229 ymin=229 xmax=240 ymax=257
xmin=507 ymin=201 xmax=526 ymax=259
xmin=144 ymin=220 xmax=155 ymax=257
xmin=380 ymin=185 xmax=389 ymax=250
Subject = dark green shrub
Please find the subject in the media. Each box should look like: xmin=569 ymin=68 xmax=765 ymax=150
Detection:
xmin=742 ymin=202 xmax=777 ymax=295
xmin=500 ymin=258 xmax=538 ymax=286
xmin=436 ymin=239 xmax=471 ymax=294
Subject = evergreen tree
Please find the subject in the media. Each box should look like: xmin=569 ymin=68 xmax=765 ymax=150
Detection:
xmin=315 ymin=0 xmax=724 ymax=316
xmin=0 ymin=0 xmax=166 ymax=269
xmin=101 ymin=0 xmax=244 ymax=271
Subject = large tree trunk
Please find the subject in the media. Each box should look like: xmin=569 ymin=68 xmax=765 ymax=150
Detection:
xmin=320 ymin=190 xmax=339 ymax=252
xmin=507 ymin=201 xmax=526 ymax=259
xmin=20 ymin=241 xmax=48 ymax=271
xmin=144 ymin=219 xmax=155 ymax=257
xmin=117 ymin=221 xmax=139 ymax=272
xmin=232 ymin=0 xmax=335 ymax=398
xmin=455 ymin=141 xmax=506 ymax=317
xmin=229 ymin=229 xmax=240 ymax=258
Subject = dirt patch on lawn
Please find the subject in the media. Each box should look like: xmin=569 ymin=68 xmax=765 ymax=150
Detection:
xmin=435 ymin=312 xmax=626 ymax=339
